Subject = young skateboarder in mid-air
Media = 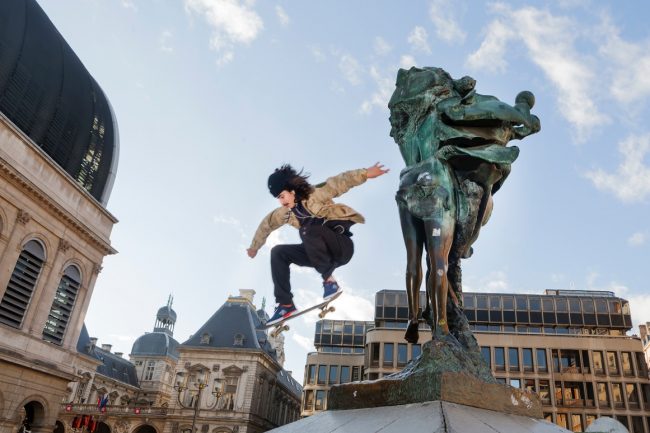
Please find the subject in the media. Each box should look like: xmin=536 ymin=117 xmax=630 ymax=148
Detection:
xmin=247 ymin=163 xmax=389 ymax=325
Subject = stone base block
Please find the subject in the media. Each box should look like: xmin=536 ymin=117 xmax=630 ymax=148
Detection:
xmin=268 ymin=401 xmax=570 ymax=433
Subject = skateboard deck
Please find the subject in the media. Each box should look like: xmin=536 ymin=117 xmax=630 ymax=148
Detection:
xmin=265 ymin=291 xmax=342 ymax=338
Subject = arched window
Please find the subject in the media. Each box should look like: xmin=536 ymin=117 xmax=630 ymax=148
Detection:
xmin=0 ymin=240 xmax=45 ymax=328
xmin=43 ymin=265 xmax=81 ymax=344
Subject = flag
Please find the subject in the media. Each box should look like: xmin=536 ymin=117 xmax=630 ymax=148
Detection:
xmin=99 ymin=395 xmax=109 ymax=409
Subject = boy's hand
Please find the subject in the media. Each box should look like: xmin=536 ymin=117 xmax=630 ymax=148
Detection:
xmin=247 ymin=248 xmax=258 ymax=258
xmin=367 ymin=162 xmax=389 ymax=179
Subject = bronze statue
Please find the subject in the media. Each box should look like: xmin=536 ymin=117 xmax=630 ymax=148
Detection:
xmin=389 ymin=67 xmax=540 ymax=343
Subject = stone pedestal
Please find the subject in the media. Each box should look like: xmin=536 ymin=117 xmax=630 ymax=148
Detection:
xmin=328 ymin=337 xmax=541 ymax=418
xmin=268 ymin=400 xmax=570 ymax=433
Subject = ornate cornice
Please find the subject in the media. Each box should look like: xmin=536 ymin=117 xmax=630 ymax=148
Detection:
xmin=0 ymin=159 xmax=117 ymax=256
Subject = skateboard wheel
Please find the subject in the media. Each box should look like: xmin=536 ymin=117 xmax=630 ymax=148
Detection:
xmin=318 ymin=311 xmax=326 ymax=318
xmin=329 ymin=306 xmax=336 ymax=313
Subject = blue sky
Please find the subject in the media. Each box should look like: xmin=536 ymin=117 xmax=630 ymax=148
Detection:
xmin=39 ymin=0 xmax=650 ymax=381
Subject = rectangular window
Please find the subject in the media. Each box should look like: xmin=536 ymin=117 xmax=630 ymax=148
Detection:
xmin=593 ymin=351 xmax=604 ymax=374
xmin=328 ymin=365 xmax=338 ymax=384
xmin=536 ymin=349 xmax=547 ymax=372
xmin=556 ymin=413 xmax=567 ymax=429
xmin=351 ymin=366 xmax=360 ymax=382
xmin=522 ymin=348 xmax=533 ymax=372
xmin=626 ymin=383 xmax=639 ymax=409
xmin=597 ymin=382 xmax=609 ymax=407
xmin=571 ymin=414 xmax=583 ymax=432
xmin=631 ymin=416 xmax=644 ymax=433
xmin=340 ymin=366 xmax=350 ymax=384
xmin=304 ymin=390 xmax=314 ymax=411
xmin=397 ymin=344 xmax=408 ymax=366
xmin=510 ymin=378 xmax=521 ymax=388
xmin=525 ymin=379 xmax=535 ymax=393
xmin=607 ymin=352 xmax=619 ymax=375
xmin=554 ymin=381 xmax=563 ymax=405
xmin=144 ymin=361 xmax=155 ymax=381
xmin=317 ymin=365 xmax=327 ymax=384
xmin=370 ymin=343 xmax=380 ymax=366
xmin=315 ymin=390 xmax=326 ymax=410
xmin=564 ymin=382 xmax=583 ymax=406
xmin=411 ymin=344 xmax=421 ymax=359
xmin=621 ymin=352 xmax=634 ymax=376
xmin=612 ymin=383 xmax=624 ymax=408
xmin=494 ymin=347 xmax=505 ymax=371
xmin=481 ymin=347 xmax=491 ymax=369
xmin=585 ymin=415 xmax=596 ymax=429
xmin=538 ymin=380 xmax=551 ymax=405
xmin=308 ymin=365 xmax=316 ymax=384
xmin=508 ymin=348 xmax=519 ymax=372
xmin=552 ymin=349 xmax=560 ymax=373
xmin=636 ymin=352 xmax=648 ymax=378
xmin=383 ymin=343 xmax=394 ymax=366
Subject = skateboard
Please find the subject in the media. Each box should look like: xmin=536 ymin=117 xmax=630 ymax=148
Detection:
xmin=265 ymin=291 xmax=342 ymax=338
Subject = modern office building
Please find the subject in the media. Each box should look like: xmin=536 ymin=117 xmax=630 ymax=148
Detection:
xmin=302 ymin=289 xmax=650 ymax=433
xmin=640 ymin=323 xmax=650 ymax=379
xmin=0 ymin=0 xmax=119 ymax=431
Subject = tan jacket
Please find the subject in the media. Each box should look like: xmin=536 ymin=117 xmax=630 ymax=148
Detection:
xmin=249 ymin=168 xmax=368 ymax=250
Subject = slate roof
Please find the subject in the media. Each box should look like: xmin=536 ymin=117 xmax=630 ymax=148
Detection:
xmin=182 ymin=297 xmax=276 ymax=355
xmin=131 ymin=332 xmax=180 ymax=359
xmin=76 ymin=324 xmax=139 ymax=387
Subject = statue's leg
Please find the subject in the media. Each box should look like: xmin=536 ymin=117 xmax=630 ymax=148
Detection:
xmin=398 ymin=205 xmax=425 ymax=344
xmin=423 ymin=217 xmax=455 ymax=338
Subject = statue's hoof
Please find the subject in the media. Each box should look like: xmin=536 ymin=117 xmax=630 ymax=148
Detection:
xmin=422 ymin=308 xmax=433 ymax=326
xmin=404 ymin=322 xmax=419 ymax=344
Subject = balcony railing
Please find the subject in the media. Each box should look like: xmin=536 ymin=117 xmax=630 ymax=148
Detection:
xmin=60 ymin=404 xmax=168 ymax=416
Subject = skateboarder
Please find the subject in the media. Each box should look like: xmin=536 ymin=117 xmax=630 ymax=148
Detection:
xmin=247 ymin=162 xmax=389 ymax=325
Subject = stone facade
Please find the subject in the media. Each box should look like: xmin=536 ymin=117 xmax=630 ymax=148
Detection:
xmin=0 ymin=112 xmax=117 ymax=432
xmin=57 ymin=292 xmax=302 ymax=433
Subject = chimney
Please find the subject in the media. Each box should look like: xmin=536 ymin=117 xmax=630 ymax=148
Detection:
xmin=101 ymin=344 xmax=112 ymax=352
xmin=239 ymin=289 xmax=256 ymax=304
xmin=89 ymin=337 xmax=98 ymax=348
xmin=114 ymin=352 xmax=123 ymax=358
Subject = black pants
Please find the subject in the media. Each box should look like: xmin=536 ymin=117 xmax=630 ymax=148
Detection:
xmin=271 ymin=224 xmax=354 ymax=305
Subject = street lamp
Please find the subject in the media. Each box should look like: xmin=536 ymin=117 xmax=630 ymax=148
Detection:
xmin=174 ymin=370 xmax=224 ymax=433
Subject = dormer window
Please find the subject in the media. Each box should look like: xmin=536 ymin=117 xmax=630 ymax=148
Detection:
xmin=200 ymin=333 xmax=211 ymax=345
xmin=234 ymin=333 xmax=245 ymax=346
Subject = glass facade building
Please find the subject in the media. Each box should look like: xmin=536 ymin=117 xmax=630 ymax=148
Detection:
xmin=302 ymin=289 xmax=650 ymax=433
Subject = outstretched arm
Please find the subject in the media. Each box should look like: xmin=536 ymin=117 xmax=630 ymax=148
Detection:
xmin=247 ymin=207 xmax=289 ymax=257
xmin=311 ymin=162 xmax=389 ymax=202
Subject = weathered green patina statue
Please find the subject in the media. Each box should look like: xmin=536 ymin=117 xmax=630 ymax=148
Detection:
xmin=389 ymin=67 xmax=540 ymax=344
xmin=327 ymin=67 xmax=542 ymax=414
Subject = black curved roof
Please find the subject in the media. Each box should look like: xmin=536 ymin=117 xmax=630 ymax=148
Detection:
xmin=157 ymin=305 xmax=177 ymax=322
xmin=131 ymin=332 xmax=180 ymax=359
xmin=0 ymin=0 xmax=118 ymax=204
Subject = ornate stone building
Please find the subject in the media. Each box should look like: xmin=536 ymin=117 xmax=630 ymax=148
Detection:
xmin=58 ymin=291 xmax=302 ymax=433
xmin=0 ymin=0 xmax=119 ymax=431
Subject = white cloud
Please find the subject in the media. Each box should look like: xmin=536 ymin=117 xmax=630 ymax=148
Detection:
xmin=360 ymin=66 xmax=393 ymax=114
xmin=339 ymin=54 xmax=362 ymax=86
xmin=213 ymin=214 xmax=247 ymax=239
xmin=184 ymin=0 xmax=264 ymax=65
xmin=275 ymin=5 xmax=290 ymax=27
xmin=309 ymin=45 xmax=326 ymax=62
xmin=159 ymin=30 xmax=174 ymax=53
xmin=400 ymin=55 xmax=417 ymax=69
xmin=467 ymin=5 xmax=608 ymax=141
xmin=292 ymin=333 xmax=314 ymax=351
xmin=629 ymin=294 xmax=650 ymax=332
xmin=628 ymin=231 xmax=648 ymax=247
xmin=429 ymin=0 xmax=466 ymax=43
xmin=465 ymin=20 xmax=514 ymax=73
xmin=407 ymin=26 xmax=431 ymax=54
xmin=597 ymin=18 xmax=650 ymax=105
xmin=584 ymin=133 xmax=650 ymax=203
xmin=374 ymin=37 xmax=392 ymax=56
xmin=121 ymin=0 xmax=137 ymax=11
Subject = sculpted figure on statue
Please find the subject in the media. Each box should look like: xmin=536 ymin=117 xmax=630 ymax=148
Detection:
xmin=388 ymin=67 xmax=540 ymax=344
